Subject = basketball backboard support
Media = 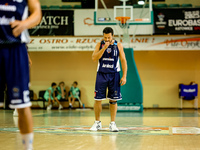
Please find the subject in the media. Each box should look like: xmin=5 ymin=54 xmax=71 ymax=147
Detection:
xmin=94 ymin=0 xmax=153 ymax=26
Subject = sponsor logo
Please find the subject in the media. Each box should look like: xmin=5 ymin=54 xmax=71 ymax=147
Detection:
xmin=84 ymin=17 xmax=93 ymax=26
xmin=39 ymin=16 xmax=68 ymax=26
xmin=107 ymin=48 xmax=112 ymax=53
xmin=102 ymin=63 xmax=114 ymax=68
xmin=183 ymin=89 xmax=196 ymax=93
xmin=102 ymin=58 xmax=114 ymax=61
xmin=168 ymin=10 xmax=200 ymax=31
xmin=118 ymin=106 xmax=141 ymax=111
xmin=94 ymin=90 xmax=98 ymax=97
xmin=23 ymin=90 xmax=30 ymax=102
xmin=156 ymin=13 xmax=166 ymax=29
xmin=13 ymin=0 xmax=23 ymax=3
xmin=0 ymin=16 xmax=15 ymax=25
xmin=0 ymin=4 xmax=17 ymax=12
xmin=151 ymin=37 xmax=200 ymax=49
xmin=12 ymin=87 xmax=20 ymax=98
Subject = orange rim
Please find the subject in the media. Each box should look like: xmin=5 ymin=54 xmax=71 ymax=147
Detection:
xmin=115 ymin=16 xmax=130 ymax=24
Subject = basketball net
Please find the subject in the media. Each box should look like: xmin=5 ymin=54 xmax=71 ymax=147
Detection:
xmin=116 ymin=16 xmax=130 ymax=48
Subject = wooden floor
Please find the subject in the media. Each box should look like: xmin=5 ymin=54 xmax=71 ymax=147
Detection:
xmin=0 ymin=108 xmax=200 ymax=150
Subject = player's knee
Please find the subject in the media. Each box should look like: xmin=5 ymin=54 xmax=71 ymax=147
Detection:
xmin=17 ymin=107 xmax=29 ymax=115
xmin=109 ymin=100 xmax=117 ymax=105
xmin=95 ymin=100 xmax=102 ymax=104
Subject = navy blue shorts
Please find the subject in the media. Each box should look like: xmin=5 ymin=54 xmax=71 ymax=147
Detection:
xmin=0 ymin=43 xmax=31 ymax=109
xmin=94 ymin=72 xmax=122 ymax=101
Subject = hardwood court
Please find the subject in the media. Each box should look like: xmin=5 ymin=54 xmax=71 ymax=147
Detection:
xmin=0 ymin=109 xmax=200 ymax=150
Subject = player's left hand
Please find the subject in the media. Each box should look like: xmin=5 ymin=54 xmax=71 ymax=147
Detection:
xmin=10 ymin=20 xmax=27 ymax=37
xmin=120 ymin=76 xmax=126 ymax=86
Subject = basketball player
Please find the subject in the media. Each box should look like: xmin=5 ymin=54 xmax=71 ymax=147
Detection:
xmin=90 ymin=27 xmax=127 ymax=132
xmin=0 ymin=0 xmax=41 ymax=150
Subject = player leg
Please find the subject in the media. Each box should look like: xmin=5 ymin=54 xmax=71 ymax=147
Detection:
xmin=94 ymin=100 xmax=102 ymax=121
xmin=0 ymin=83 xmax=5 ymax=108
xmin=68 ymin=96 xmax=73 ymax=108
xmin=109 ymin=100 xmax=117 ymax=122
xmin=90 ymin=73 xmax=107 ymax=131
xmin=46 ymin=97 xmax=52 ymax=110
xmin=108 ymin=72 xmax=122 ymax=132
xmin=71 ymin=97 xmax=76 ymax=106
xmin=4 ymin=44 xmax=33 ymax=150
xmin=51 ymin=97 xmax=55 ymax=108
xmin=0 ymin=51 xmax=5 ymax=108
xmin=55 ymin=96 xmax=63 ymax=110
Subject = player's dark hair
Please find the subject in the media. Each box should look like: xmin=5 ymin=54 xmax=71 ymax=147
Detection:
xmin=74 ymin=81 xmax=78 ymax=85
xmin=59 ymin=81 xmax=65 ymax=86
xmin=103 ymin=27 xmax=114 ymax=35
xmin=51 ymin=82 xmax=57 ymax=87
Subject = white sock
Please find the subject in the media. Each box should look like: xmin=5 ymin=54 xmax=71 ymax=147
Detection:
xmin=111 ymin=121 xmax=115 ymax=124
xmin=69 ymin=103 xmax=72 ymax=106
xmin=21 ymin=133 xmax=34 ymax=150
xmin=95 ymin=121 xmax=101 ymax=123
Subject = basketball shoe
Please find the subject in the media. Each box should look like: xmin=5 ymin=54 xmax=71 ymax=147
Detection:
xmin=47 ymin=104 xmax=52 ymax=110
xmin=90 ymin=121 xmax=102 ymax=131
xmin=58 ymin=104 xmax=63 ymax=110
xmin=109 ymin=122 xmax=119 ymax=132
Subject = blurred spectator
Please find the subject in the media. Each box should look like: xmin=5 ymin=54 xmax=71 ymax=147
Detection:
xmin=55 ymin=81 xmax=66 ymax=109
xmin=68 ymin=81 xmax=80 ymax=108
xmin=189 ymin=81 xmax=196 ymax=85
xmin=44 ymin=82 xmax=58 ymax=110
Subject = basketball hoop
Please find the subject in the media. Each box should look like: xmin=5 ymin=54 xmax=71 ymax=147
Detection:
xmin=115 ymin=16 xmax=130 ymax=47
xmin=115 ymin=16 xmax=130 ymax=28
xmin=115 ymin=16 xmax=130 ymax=24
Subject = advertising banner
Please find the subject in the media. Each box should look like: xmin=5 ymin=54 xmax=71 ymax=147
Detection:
xmin=28 ymin=36 xmax=200 ymax=51
xmin=154 ymin=8 xmax=200 ymax=34
xmin=29 ymin=10 xmax=74 ymax=36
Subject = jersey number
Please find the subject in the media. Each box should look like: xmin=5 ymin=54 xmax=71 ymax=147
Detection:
xmin=114 ymin=50 xmax=117 ymax=56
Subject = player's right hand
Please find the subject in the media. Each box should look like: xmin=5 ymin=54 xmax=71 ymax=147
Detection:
xmin=104 ymin=41 xmax=110 ymax=49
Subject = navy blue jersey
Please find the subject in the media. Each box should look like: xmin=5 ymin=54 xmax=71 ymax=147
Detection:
xmin=97 ymin=40 xmax=120 ymax=73
xmin=0 ymin=0 xmax=30 ymax=44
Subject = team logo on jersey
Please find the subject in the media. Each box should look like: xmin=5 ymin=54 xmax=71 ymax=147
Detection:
xmin=12 ymin=87 xmax=20 ymax=98
xmin=13 ymin=0 xmax=23 ymax=3
xmin=114 ymin=45 xmax=117 ymax=50
xmin=107 ymin=48 xmax=112 ymax=53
